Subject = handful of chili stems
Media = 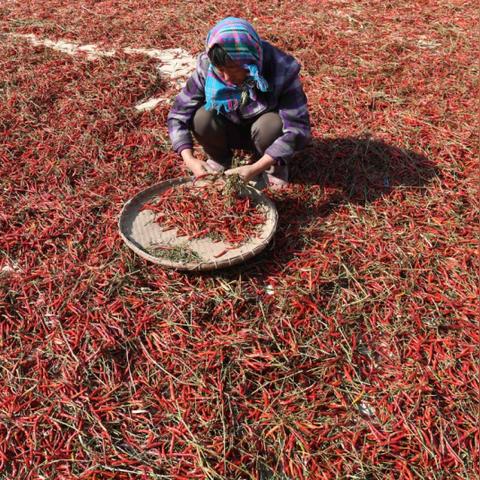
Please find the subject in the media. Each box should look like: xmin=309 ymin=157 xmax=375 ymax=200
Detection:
xmin=143 ymin=174 xmax=266 ymax=246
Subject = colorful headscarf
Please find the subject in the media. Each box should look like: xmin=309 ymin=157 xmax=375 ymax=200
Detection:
xmin=204 ymin=17 xmax=269 ymax=114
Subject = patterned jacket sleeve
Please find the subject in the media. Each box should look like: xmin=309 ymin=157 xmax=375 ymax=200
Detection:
xmin=167 ymin=55 xmax=207 ymax=153
xmin=264 ymin=63 xmax=311 ymax=162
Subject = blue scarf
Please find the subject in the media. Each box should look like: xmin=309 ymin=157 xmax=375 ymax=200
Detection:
xmin=204 ymin=17 xmax=269 ymax=114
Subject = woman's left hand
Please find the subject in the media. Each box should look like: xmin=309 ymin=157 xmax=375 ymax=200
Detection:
xmin=225 ymin=154 xmax=275 ymax=182
xmin=224 ymin=165 xmax=257 ymax=182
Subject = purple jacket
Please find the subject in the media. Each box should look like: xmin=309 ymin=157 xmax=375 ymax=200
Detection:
xmin=167 ymin=41 xmax=311 ymax=162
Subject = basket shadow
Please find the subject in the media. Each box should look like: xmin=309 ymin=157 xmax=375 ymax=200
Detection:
xmin=203 ymin=135 xmax=439 ymax=280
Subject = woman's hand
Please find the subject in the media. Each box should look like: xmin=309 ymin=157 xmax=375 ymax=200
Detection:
xmin=185 ymin=158 xmax=216 ymax=178
xmin=181 ymin=149 xmax=216 ymax=178
xmin=225 ymin=154 xmax=275 ymax=182
xmin=224 ymin=164 xmax=257 ymax=182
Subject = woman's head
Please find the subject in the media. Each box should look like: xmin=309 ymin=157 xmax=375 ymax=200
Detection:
xmin=203 ymin=17 xmax=269 ymax=113
xmin=208 ymin=44 xmax=248 ymax=85
xmin=206 ymin=17 xmax=263 ymax=86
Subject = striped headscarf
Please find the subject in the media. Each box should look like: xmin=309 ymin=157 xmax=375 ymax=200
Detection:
xmin=204 ymin=17 xmax=269 ymax=114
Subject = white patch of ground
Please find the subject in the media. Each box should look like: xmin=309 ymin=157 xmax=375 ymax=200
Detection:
xmin=265 ymin=284 xmax=275 ymax=295
xmin=135 ymin=96 xmax=171 ymax=112
xmin=123 ymin=47 xmax=196 ymax=80
xmin=8 ymin=33 xmax=197 ymax=110
xmin=125 ymin=48 xmax=195 ymax=111
xmin=1 ymin=262 xmax=22 ymax=275
xmin=416 ymin=37 xmax=442 ymax=49
xmin=358 ymin=401 xmax=376 ymax=417
xmin=9 ymin=33 xmax=115 ymax=59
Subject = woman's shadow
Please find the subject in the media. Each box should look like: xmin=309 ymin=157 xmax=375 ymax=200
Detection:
xmin=213 ymin=134 xmax=439 ymax=278
xmin=293 ymin=135 xmax=437 ymax=198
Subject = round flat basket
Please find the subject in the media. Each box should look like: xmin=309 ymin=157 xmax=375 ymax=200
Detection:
xmin=118 ymin=177 xmax=278 ymax=271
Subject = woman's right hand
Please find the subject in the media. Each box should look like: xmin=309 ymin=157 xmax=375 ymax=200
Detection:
xmin=185 ymin=157 xmax=215 ymax=178
xmin=181 ymin=149 xmax=216 ymax=178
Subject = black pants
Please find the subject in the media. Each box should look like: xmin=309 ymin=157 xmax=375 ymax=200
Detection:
xmin=192 ymin=106 xmax=288 ymax=181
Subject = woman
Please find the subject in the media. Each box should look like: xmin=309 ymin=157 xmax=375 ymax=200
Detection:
xmin=167 ymin=17 xmax=311 ymax=187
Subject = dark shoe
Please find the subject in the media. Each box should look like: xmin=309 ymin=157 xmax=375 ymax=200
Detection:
xmin=265 ymin=163 xmax=289 ymax=188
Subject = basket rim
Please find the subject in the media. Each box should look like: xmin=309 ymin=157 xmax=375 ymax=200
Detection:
xmin=118 ymin=177 xmax=278 ymax=271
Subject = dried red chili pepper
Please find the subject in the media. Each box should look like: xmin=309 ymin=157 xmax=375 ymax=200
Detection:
xmin=142 ymin=178 xmax=266 ymax=246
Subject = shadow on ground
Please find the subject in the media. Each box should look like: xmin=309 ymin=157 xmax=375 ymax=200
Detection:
xmin=293 ymin=135 xmax=437 ymax=196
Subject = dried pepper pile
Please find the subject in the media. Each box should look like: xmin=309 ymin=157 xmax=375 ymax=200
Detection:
xmin=143 ymin=176 xmax=266 ymax=245
xmin=1 ymin=1 xmax=479 ymax=479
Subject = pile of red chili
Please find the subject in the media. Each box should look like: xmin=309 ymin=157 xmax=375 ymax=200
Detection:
xmin=1 ymin=1 xmax=479 ymax=479
xmin=143 ymin=178 xmax=266 ymax=245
